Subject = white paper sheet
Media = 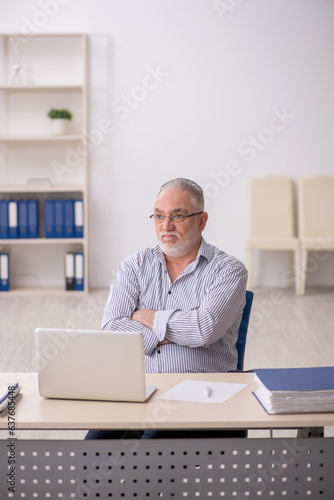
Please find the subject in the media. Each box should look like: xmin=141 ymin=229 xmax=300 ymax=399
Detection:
xmin=157 ymin=380 xmax=248 ymax=403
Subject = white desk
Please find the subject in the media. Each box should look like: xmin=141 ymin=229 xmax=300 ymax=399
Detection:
xmin=1 ymin=371 xmax=334 ymax=430
xmin=1 ymin=372 xmax=333 ymax=499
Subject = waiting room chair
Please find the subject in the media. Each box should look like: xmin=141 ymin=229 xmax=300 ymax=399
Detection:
xmin=297 ymin=175 xmax=334 ymax=295
xmin=236 ymin=290 xmax=254 ymax=371
xmin=245 ymin=176 xmax=299 ymax=293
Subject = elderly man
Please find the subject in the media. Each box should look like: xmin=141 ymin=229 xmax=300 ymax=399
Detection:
xmin=102 ymin=177 xmax=247 ymax=372
xmin=85 ymin=178 xmax=247 ymax=439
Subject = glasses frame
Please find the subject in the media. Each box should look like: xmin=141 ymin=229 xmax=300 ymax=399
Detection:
xmin=149 ymin=211 xmax=203 ymax=223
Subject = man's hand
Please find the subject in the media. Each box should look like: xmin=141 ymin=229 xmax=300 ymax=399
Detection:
xmin=132 ymin=309 xmax=156 ymax=330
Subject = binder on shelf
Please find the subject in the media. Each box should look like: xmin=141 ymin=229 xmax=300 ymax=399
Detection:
xmin=0 ymin=201 xmax=8 ymax=239
xmin=74 ymin=252 xmax=84 ymax=291
xmin=253 ymin=366 xmax=334 ymax=414
xmin=65 ymin=252 xmax=75 ymax=290
xmin=8 ymin=201 xmax=18 ymax=238
xmin=64 ymin=200 xmax=75 ymax=238
xmin=54 ymin=200 xmax=64 ymax=238
xmin=18 ymin=200 xmax=29 ymax=238
xmin=44 ymin=200 xmax=54 ymax=238
xmin=74 ymin=200 xmax=84 ymax=238
xmin=28 ymin=200 xmax=38 ymax=239
xmin=0 ymin=253 xmax=9 ymax=291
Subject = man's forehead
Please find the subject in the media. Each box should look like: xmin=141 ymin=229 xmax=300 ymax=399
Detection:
xmin=154 ymin=189 xmax=193 ymax=208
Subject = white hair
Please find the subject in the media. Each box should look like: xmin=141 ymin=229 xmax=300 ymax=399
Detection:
xmin=158 ymin=178 xmax=204 ymax=211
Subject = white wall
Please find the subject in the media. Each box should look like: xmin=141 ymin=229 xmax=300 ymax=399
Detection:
xmin=1 ymin=0 xmax=334 ymax=288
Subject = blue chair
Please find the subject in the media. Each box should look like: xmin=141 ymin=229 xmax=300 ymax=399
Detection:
xmin=236 ymin=290 xmax=254 ymax=371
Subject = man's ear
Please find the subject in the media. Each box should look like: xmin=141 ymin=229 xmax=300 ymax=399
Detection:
xmin=199 ymin=212 xmax=208 ymax=232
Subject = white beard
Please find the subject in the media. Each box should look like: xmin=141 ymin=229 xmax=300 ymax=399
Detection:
xmin=159 ymin=225 xmax=201 ymax=258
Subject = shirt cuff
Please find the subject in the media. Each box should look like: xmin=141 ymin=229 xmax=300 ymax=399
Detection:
xmin=152 ymin=309 xmax=176 ymax=341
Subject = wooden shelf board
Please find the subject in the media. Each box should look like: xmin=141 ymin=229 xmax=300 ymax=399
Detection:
xmin=0 ymin=286 xmax=88 ymax=296
xmin=0 ymin=238 xmax=85 ymax=245
xmin=0 ymin=85 xmax=83 ymax=91
xmin=0 ymin=135 xmax=84 ymax=142
xmin=0 ymin=185 xmax=85 ymax=193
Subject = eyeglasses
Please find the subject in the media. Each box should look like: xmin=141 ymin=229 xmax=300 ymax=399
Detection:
xmin=149 ymin=212 xmax=203 ymax=223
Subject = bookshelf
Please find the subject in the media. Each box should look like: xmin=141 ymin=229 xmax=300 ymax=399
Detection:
xmin=0 ymin=33 xmax=88 ymax=293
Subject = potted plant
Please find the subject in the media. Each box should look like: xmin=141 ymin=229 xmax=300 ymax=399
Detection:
xmin=47 ymin=108 xmax=73 ymax=135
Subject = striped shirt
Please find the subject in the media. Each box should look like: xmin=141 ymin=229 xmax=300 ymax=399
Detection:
xmin=102 ymin=238 xmax=248 ymax=373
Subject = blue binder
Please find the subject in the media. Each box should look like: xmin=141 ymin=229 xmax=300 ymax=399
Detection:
xmin=74 ymin=200 xmax=84 ymax=238
xmin=54 ymin=200 xmax=64 ymax=238
xmin=0 ymin=201 xmax=9 ymax=239
xmin=44 ymin=200 xmax=54 ymax=238
xmin=0 ymin=253 xmax=9 ymax=291
xmin=65 ymin=252 xmax=75 ymax=290
xmin=18 ymin=200 xmax=29 ymax=238
xmin=74 ymin=252 xmax=84 ymax=291
xmin=28 ymin=200 xmax=38 ymax=239
xmin=254 ymin=366 xmax=334 ymax=392
xmin=64 ymin=200 xmax=75 ymax=238
xmin=8 ymin=201 xmax=18 ymax=239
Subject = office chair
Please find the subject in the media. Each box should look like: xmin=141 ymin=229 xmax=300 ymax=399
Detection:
xmin=236 ymin=290 xmax=254 ymax=371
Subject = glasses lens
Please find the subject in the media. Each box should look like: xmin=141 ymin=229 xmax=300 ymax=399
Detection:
xmin=153 ymin=213 xmax=186 ymax=223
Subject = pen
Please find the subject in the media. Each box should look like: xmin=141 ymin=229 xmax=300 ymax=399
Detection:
xmin=205 ymin=385 xmax=212 ymax=398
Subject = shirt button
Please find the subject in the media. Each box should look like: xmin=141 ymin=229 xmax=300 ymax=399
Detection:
xmin=168 ymin=291 xmax=171 ymax=295
xmin=157 ymin=350 xmax=161 ymax=354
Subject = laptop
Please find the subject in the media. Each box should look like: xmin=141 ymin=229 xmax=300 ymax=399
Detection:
xmin=35 ymin=328 xmax=157 ymax=402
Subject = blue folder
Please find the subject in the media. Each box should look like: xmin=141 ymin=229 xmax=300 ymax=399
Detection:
xmin=44 ymin=200 xmax=54 ymax=238
xmin=28 ymin=200 xmax=38 ymax=239
xmin=0 ymin=253 xmax=9 ymax=291
xmin=54 ymin=200 xmax=64 ymax=238
xmin=64 ymin=200 xmax=75 ymax=238
xmin=74 ymin=252 xmax=84 ymax=291
xmin=74 ymin=200 xmax=84 ymax=238
xmin=254 ymin=366 xmax=334 ymax=392
xmin=0 ymin=201 xmax=9 ymax=239
xmin=8 ymin=201 xmax=18 ymax=239
xmin=18 ymin=200 xmax=29 ymax=238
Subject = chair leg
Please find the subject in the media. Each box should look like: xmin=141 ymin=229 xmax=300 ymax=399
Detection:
xmin=299 ymin=249 xmax=308 ymax=296
xmin=246 ymin=249 xmax=253 ymax=288
xmin=287 ymin=251 xmax=294 ymax=289
xmin=294 ymin=249 xmax=301 ymax=295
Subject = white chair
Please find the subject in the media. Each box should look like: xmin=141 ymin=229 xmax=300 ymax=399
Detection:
xmin=297 ymin=175 xmax=334 ymax=295
xmin=246 ymin=176 xmax=299 ymax=293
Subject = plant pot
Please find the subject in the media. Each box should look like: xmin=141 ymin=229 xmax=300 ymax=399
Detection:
xmin=50 ymin=118 xmax=69 ymax=135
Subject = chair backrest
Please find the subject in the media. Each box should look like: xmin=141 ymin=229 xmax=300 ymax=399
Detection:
xmin=236 ymin=290 xmax=254 ymax=371
xmin=298 ymin=175 xmax=334 ymax=237
xmin=247 ymin=176 xmax=296 ymax=238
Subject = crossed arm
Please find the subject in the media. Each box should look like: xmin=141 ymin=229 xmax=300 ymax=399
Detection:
xmin=102 ymin=259 xmax=247 ymax=355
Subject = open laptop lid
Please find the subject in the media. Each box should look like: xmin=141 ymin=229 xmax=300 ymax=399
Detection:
xmin=35 ymin=328 xmax=156 ymax=402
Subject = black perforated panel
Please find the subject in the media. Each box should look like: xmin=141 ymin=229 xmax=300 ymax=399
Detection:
xmin=1 ymin=438 xmax=333 ymax=498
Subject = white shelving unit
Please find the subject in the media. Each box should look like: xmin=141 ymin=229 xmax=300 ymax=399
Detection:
xmin=0 ymin=33 xmax=89 ymax=294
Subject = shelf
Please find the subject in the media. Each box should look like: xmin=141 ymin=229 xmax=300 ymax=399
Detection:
xmin=0 ymin=85 xmax=83 ymax=91
xmin=0 ymin=286 xmax=87 ymax=296
xmin=0 ymin=238 xmax=85 ymax=245
xmin=0 ymin=135 xmax=84 ymax=142
xmin=0 ymin=185 xmax=85 ymax=194
xmin=0 ymin=33 xmax=89 ymax=292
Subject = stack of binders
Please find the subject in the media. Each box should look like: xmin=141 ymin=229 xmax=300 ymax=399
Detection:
xmin=65 ymin=252 xmax=84 ymax=291
xmin=45 ymin=199 xmax=83 ymax=238
xmin=0 ymin=253 xmax=9 ymax=291
xmin=0 ymin=200 xmax=38 ymax=239
xmin=253 ymin=366 xmax=334 ymax=414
